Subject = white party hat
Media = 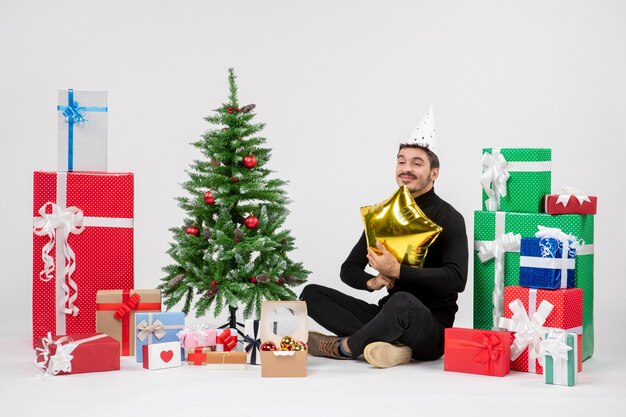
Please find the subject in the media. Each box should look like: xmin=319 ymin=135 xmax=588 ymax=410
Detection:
xmin=406 ymin=106 xmax=436 ymax=153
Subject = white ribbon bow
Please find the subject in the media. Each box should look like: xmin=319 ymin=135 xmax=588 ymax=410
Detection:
xmin=481 ymin=152 xmax=510 ymax=211
xmin=555 ymin=186 xmax=591 ymax=207
xmin=136 ymin=319 xmax=166 ymax=342
xmin=34 ymin=333 xmax=77 ymax=376
xmin=498 ymin=299 xmax=553 ymax=368
xmin=541 ymin=329 xmax=572 ymax=361
xmin=477 ymin=232 xmax=521 ymax=328
xmin=33 ymin=202 xmax=85 ymax=316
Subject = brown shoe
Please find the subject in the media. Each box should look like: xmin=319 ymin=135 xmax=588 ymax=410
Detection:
xmin=307 ymin=331 xmax=351 ymax=359
xmin=363 ymin=342 xmax=412 ymax=368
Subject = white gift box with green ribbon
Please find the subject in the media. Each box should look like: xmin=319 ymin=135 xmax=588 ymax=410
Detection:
xmin=542 ymin=330 xmax=578 ymax=386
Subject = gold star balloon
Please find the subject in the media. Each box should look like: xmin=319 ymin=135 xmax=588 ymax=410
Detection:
xmin=360 ymin=185 xmax=442 ymax=268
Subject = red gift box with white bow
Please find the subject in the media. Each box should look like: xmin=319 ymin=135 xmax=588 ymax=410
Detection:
xmin=444 ymin=328 xmax=512 ymax=377
xmin=543 ymin=187 xmax=597 ymax=215
xmin=32 ymin=171 xmax=134 ymax=348
xmin=35 ymin=333 xmax=120 ymax=375
xmin=498 ymin=286 xmax=583 ymax=374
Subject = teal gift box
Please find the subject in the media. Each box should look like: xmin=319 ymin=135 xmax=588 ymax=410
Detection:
xmin=543 ymin=331 xmax=578 ymax=386
xmin=473 ymin=210 xmax=594 ymax=360
xmin=481 ymin=148 xmax=551 ymax=213
xmin=135 ymin=312 xmax=185 ymax=362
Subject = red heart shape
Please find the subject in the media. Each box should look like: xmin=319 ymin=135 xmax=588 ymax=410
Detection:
xmin=160 ymin=350 xmax=174 ymax=363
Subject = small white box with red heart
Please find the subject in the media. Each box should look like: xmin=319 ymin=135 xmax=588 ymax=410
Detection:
xmin=142 ymin=341 xmax=181 ymax=370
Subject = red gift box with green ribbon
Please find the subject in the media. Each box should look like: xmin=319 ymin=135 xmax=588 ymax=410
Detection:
xmin=444 ymin=328 xmax=512 ymax=377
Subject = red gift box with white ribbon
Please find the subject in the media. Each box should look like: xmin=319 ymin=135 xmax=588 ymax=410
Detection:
xmin=543 ymin=187 xmax=597 ymax=215
xmin=35 ymin=333 xmax=120 ymax=375
xmin=32 ymin=171 xmax=134 ymax=348
xmin=498 ymin=286 xmax=583 ymax=374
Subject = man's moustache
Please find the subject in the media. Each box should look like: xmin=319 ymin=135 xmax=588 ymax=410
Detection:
xmin=399 ymin=173 xmax=417 ymax=178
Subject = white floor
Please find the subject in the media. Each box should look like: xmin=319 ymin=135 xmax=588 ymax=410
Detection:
xmin=2 ymin=333 xmax=625 ymax=417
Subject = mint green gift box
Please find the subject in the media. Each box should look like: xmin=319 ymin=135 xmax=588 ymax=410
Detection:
xmin=473 ymin=210 xmax=594 ymax=360
xmin=482 ymin=148 xmax=551 ymax=213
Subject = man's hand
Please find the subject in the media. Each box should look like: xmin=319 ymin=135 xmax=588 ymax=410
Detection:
xmin=367 ymin=274 xmax=395 ymax=291
xmin=367 ymin=242 xmax=401 ymax=279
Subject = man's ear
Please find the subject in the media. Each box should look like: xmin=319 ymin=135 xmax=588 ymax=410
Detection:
xmin=430 ymin=168 xmax=439 ymax=182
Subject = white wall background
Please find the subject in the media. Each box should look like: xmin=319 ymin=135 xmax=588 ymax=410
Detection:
xmin=1 ymin=0 xmax=624 ymax=356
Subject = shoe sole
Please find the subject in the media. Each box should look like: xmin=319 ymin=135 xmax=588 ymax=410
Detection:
xmin=363 ymin=342 xmax=412 ymax=368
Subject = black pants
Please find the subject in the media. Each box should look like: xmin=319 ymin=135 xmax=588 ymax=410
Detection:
xmin=300 ymin=284 xmax=445 ymax=361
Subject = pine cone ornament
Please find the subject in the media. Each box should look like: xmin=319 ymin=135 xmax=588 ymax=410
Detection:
xmin=168 ymin=274 xmax=185 ymax=287
xmin=203 ymin=227 xmax=212 ymax=240
xmin=256 ymin=274 xmax=270 ymax=284
xmin=204 ymin=287 xmax=219 ymax=299
xmin=240 ymin=104 xmax=256 ymax=113
xmin=283 ymin=275 xmax=296 ymax=284
xmin=234 ymin=227 xmax=244 ymax=243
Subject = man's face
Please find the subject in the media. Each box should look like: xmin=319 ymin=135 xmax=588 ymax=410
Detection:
xmin=395 ymin=147 xmax=439 ymax=197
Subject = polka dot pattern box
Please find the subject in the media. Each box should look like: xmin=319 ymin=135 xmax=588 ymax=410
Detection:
xmin=32 ymin=171 xmax=134 ymax=348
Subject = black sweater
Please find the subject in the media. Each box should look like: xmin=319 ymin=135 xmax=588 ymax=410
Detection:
xmin=340 ymin=188 xmax=468 ymax=328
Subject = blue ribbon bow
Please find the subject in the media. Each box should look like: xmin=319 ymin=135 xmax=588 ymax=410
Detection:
xmin=57 ymin=89 xmax=107 ymax=171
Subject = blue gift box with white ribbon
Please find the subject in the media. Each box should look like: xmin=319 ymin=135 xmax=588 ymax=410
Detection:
xmin=135 ymin=312 xmax=185 ymax=362
xmin=519 ymin=237 xmax=576 ymax=289
xmin=57 ymin=89 xmax=108 ymax=172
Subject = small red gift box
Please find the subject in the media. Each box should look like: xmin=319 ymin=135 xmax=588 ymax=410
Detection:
xmin=543 ymin=188 xmax=597 ymax=215
xmin=500 ymin=286 xmax=583 ymax=374
xmin=35 ymin=333 xmax=120 ymax=375
xmin=32 ymin=171 xmax=134 ymax=347
xmin=444 ymin=328 xmax=512 ymax=377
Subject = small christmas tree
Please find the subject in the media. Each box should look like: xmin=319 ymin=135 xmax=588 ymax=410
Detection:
xmin=159 ymin=68 xmax=309 ymax=320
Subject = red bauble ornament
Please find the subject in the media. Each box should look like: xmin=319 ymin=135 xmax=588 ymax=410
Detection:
xmin=211 ymin=280 xmax=217 ymax=287
xmin=235 ymin=107 xmax=239 ymax=112
xmin=249 ymin=277 xmax=257 ymax=283
xmin=261 ymin=341 xmax=277 ymax=351
xmin=185 ymin=226 xmax=200 ymax=236
xmin=277 ymin=277 xmax=284 ymax=285
xmin=244 ymin=215 xmax=259 ymax=229
xmin=204 ymin=191 xmax=215 ymax=205
xmin=228 ymin=106 xmax=233 ymax=114
xmin=242 ymin=154 xmax=257 ymax=169
xmin=230 ymin=176 xmax=239 ymax=182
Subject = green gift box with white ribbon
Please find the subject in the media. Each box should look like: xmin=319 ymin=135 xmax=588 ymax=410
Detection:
xmin=481 ymin=148 xmax=551 ymax=213
xmin=543 ymin=331 xmax=578 ymax=386
xmin=473 ymin=210 xmax=594 ymax=360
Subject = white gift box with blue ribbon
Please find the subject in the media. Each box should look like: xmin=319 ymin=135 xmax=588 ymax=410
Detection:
xmin=57 ymin=89 xmax=108 ymax=172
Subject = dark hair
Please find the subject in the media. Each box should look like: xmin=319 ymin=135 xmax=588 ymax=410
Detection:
xmin=398 ymin=144 xmax=440 ymax=169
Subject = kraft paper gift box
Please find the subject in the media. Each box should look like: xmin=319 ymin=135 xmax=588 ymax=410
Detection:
xmin=260 ymin=301 xmax=308 ymax=378
xmin=177 ymin=324 xmax=217 ymax=349
xmin=142 ymin=341 xmax=181 ymax=370
xmin=473 ymin=210 xmax=595 ymax=360
xmin=203 ymin=351 xmax=246 ymax=369
xmin=35 ymin=333 xmax=120 ymax=376
xmin=186 ymin=346 xmax=216 ymax=365
xmin=481 ymin=148 xmax=551 ymax=213
xmin=443 ymin=328 xmax=512 ymax=377
xmin=135 ymin=311 xmax=185 ymax=362
xmin=32 ymin=171 xmax=134 ymax=348
xmin=498 ymin=286 xmax=583 ymax=374
xmin=519 ymin=236 xmax=576 ymax=290
xmin=542 ymin=330 xmax=579 ymax=386
xmin=96 ymin=289 xmax=161 ymax=356
xmin=543 ymin=187 xmax=597 ymax=215
xmin=244 ymin=319 xmax=262 ymax=365
xmin=57 ymin=89 xmax=108 ymax=172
